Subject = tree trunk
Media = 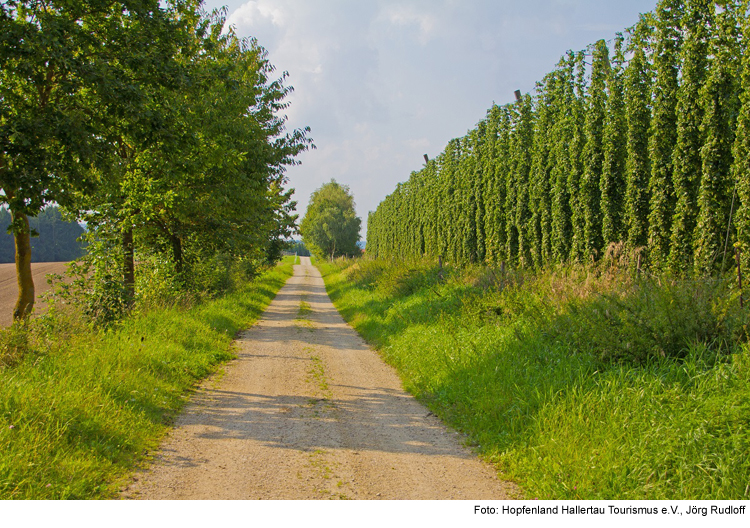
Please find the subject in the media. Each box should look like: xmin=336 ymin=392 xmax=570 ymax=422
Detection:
xmin=123 ymin=226 xmax=135 ymax=307
xmin=171 ymin=234 xmax=183 ymax=274
xmin=12 ymin=211 xmax=35 ymax=321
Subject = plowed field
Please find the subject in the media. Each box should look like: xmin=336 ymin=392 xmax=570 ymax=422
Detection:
xmin=0 ymin=262 xmax=70 ymax=326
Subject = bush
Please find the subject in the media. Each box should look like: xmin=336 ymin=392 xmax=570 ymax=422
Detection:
xmin=555 ymin=276 xmax=748 ymax=363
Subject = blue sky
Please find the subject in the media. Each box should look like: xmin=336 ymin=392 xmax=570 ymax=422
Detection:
xmin=202 ymin=0 xmax=658 ymax=237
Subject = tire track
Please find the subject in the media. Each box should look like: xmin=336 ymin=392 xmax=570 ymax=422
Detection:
xmin=123 ymin=257 xmax=518 ymax=499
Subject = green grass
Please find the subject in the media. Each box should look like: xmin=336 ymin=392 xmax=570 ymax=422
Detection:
xmin=297 ymin=299 xmax=312 ymax=318
xmin=317 ymin=257 xmax=750 ymax=499
xmin=0 ymin=257 xmax=294 ymax=499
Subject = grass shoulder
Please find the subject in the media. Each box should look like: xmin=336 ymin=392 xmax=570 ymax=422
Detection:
xmin=317 ymin=256 xmax=750 ymax=500
xmin=0 ymin=257 xmax=294 ymax=499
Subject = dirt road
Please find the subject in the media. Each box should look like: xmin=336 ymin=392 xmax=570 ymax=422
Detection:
xmin=123 ymin=257 xmax=518 ymax=499
xmin=0 ymin=262 xmax=70 ymax=326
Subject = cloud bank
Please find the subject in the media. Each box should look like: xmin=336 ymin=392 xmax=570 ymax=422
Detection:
xmin=208 ymin=0 xmax=657 ymax=237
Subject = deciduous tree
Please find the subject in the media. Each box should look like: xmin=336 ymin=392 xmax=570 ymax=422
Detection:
xmin=301 ymin=180 xmax=361 ymax=259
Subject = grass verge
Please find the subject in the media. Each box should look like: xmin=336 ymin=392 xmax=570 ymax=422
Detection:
xmin=317 ymin=257 xmax=750 ymax=499
xmin=0 ymin=257 xmax=294 ymax=499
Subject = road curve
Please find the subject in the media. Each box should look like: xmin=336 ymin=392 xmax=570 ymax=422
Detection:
xmin=122 ymin=257 xmax=518 ymax=500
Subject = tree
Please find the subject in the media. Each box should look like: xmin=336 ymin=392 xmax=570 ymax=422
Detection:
xmin=300 ymin=180 xmax=361 ymax=259
xmin=0 ymin=0 xmax=116 ymax=318
xmin=71 ymin=5 xmax=307 ymax=308
xmin=72 ymin=0 xmax=203 ymax=305
xmin=1 ymin=1 xmax=311 ymax=322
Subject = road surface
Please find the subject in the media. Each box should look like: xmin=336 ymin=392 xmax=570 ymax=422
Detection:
xmin=123 ymin=257 xmax=518 ymax=499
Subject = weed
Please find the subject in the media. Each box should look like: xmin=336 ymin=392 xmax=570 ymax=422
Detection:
xmin=297 ymin=300 xmax=312 ymax=318
xmin=0 ymin=257 xmax=294 ymax=499
xmin=0 ymin=323 xmax=32 ymax=368
xmin=318 ymin=257 xmax=750 ymax=499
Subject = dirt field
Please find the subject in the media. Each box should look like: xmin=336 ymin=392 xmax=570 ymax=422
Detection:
xmin=0 ymin=262 xmax=70 ymax=327
xmin=123 ymin=257 xmax=518 ymax=500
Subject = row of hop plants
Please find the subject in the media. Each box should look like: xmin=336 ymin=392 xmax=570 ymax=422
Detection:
xmin=368 ymin=0 xmax=750 ymax=277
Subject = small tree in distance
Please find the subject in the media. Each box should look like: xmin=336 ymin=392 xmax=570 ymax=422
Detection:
xmin=300 ymin=180 xmax=361 ymax=260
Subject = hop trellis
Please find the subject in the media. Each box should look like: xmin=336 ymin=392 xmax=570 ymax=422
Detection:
xmin=368 ymin=0 xmax=750 ymax=274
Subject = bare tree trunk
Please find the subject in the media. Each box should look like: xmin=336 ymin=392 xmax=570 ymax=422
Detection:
xmin=123 ymin=226 xmax=135 ymax=307
xmin=12 ymin=211 xmax=35 ymax=321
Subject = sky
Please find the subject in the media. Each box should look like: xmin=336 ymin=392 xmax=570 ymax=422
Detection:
xmin=201 ymin=0 xmax=659 ymax=239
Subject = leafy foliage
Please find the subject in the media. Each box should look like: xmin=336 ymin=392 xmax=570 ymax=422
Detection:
xmin=368 ymin=0 xmax=750 ymax=281
xmin=300 ymin=180 xmax=361 ymax=259
xmin=0 ymin=1 xmax=311 ymax=322
xmin=648 ymin=0 xmax=683 ymax=269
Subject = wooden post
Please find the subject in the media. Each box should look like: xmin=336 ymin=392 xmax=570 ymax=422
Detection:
xmin=736 ymin=244 xmax=744 ymax=308
xmin=123 ymin=226 xmax=135 ymax=308
xmin=514 ymin=90 xmax=521 ymax=102
xmin=721 ymin=186 xmax=737 ymax=271
xmin=636 ymin=252 xmax=641 ymax=275
xmin=438 ymin=255 xmax=443 ymax=282
xmin=423 ymin=154 xmax=429 ymax=164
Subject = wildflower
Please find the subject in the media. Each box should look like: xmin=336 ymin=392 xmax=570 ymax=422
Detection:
xmin=8 ymin=425 xmax=14 ymax=429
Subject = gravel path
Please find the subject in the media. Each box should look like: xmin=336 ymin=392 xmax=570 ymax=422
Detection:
xmin=123 ymin=257 xmax=518 ymax=500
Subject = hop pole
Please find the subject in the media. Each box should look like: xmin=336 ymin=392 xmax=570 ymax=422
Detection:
xmin=735 ymin=243 xmax=744 ymax=309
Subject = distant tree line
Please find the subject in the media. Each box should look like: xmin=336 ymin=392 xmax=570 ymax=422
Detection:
xmin=286 ymin=240 xmax=311 ymax=257
xmin=0 ymin=206 xmax=85 ymax=263
xmin=368 ymin=0 xmax=750 ymax=275
xmin=0 ymin=1 xmax=311 ymax=320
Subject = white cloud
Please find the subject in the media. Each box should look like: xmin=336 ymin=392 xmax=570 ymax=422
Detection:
xmin=381 ymin=4 xmax=438 ymax=44
xmin=207 ymin=0 xmax=659 ymax=236
xmin=225 ymin=1 xmax=286 ymax=29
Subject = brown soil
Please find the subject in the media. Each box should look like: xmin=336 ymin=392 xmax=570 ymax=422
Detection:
xmin=122 ymin=257 xmax=519 ymax=500
xmin=0 ymin=262 xmax=70 ymax=326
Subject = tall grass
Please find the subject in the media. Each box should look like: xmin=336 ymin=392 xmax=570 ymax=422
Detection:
xmin=318 ymin=257 xmax=750 ymax=499
xmin=0 ymin=257 xmax=293 ymax=499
